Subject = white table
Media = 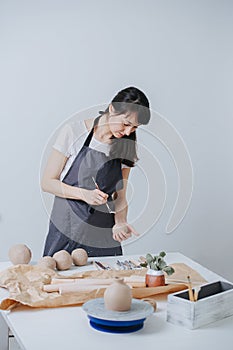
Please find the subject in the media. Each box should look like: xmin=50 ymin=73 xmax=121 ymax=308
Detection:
xmin=0 ymin=252 xmax=233 ymax=350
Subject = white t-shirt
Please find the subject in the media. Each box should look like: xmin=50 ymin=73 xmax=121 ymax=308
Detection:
xmin=53 ymin=120 xmax=128 ymax=180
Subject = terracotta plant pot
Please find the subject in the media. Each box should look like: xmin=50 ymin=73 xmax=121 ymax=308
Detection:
xmin=146 ymin=269 xmax=165 ymax=287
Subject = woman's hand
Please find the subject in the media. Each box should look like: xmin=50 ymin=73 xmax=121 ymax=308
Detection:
xmin=112 ymin=222 xmax=139 ymax=242
xmin=80 ymin=188 xmax=108 ymax=206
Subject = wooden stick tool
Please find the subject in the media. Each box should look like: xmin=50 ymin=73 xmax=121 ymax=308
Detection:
xmin=187 ymin=275 xmax=195 ymax=302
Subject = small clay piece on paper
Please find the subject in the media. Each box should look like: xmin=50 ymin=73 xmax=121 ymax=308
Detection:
xmin=42 ymin=274 xmax=52 ymax=285
xmin=8 ymin=244 xmax=32 ymax=265
xmin=104 ymin=277 xmax=132 ymax=311
xmin=37 ymin=256 xmax=56 ymax=270
xmin=53 ymin=250 xmax=73 ymax=270
xmin=71 ymin=248 xmax=88 ymax=266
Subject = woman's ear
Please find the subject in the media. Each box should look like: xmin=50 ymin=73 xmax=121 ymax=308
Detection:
xmin=109 ymin=103 xmax=116 ymax=114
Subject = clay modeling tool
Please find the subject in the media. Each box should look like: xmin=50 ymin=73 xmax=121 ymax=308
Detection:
xmin=125 ymin=260 xmax=138 ymax=270
xmin=123 ymin=260 xmax=132 ymax=270
xmin=92 ymin=261 xmax=102 ymax=270
xmin=116 ymin=260 xmax=126 ymax=270
xmin=139 ymin=256 xmax=147 ymax=263
xmin=91 ymin=177 xmax=115 ymax=214
xmin=94 ymin=261 xmax=108 ymax=270
xmin=129 ymin=259 xmax=142 ymax=269
xmin=125 ymin=260 xmax=134 ymax=269
xmin=100 ymin=261 xmax=112 ymax=270
xmin=121 ymin=261 xmax=129 ymax=270
xmin=115 ymin=260 xmax=122 ymax=270
xmin=187 ymin=275 xmax=195 ymax=302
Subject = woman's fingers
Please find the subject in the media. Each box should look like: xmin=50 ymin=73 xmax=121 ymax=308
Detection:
xmin=116 ymin=231 xmax=131 ymax=241
xmin=81 ymin=189 xmax=108 ymax=205
xmin=94 ymin=189 xmax=108 ymax=204
xmin=113 ymin=232 xmax=131 ymax=242
xmin=113 ymin=232 xmax=122 ymax=242
xmin=112 ymin=224 xmax=132 ymax=242
xmin=95 ymin=189 xmax=108 ymax=199
xmin=112 ymin=223 xmax=139 ymax=242
xmin=126 ymin=223 xmax=140 ymax=237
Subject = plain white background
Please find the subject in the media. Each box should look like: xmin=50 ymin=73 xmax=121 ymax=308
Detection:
xmin=0 ymin=0 xmax=232 ymax=281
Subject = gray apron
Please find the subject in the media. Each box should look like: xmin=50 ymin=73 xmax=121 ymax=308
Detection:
xmin=43 ymin=117 xmax=123 ymax=257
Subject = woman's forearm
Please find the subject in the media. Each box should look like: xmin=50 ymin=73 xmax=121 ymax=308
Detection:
xmin=114 ymin=198 xmax=128 ymax=223
xmin=41 ymin=179 xmax=84 ymax=200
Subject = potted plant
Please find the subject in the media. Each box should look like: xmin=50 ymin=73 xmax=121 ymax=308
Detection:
xmin=140 ymin=251 xmax=175 ymax=287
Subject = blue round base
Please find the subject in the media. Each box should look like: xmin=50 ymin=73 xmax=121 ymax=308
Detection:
xmin=88 ymin=316 xmax=145 ymax=333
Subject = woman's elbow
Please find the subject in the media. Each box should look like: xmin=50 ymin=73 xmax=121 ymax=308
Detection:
xmin=40 ymin=178 xmax=49 ymax=192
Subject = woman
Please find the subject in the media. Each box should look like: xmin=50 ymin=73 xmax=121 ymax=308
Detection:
xmin=41 ymin=86 xmax=151 ymax=257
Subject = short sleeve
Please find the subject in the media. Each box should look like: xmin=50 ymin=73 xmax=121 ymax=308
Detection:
xmin=53 ymin=124 xmax=74 ymax=157
xmin=121 ymin=163 xmax=130 ymax=169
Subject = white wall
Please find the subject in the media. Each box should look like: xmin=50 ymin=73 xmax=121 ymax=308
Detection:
xmin=1 ymin=0 xmax=232 ymax=281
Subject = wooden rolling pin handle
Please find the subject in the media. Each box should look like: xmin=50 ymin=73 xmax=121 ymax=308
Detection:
xmin=142 ymin=298 xmax=157 ymax=312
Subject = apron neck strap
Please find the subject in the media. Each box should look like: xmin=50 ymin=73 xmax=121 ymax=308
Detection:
xmin=83 ymin=115 xmax=101 ymax=147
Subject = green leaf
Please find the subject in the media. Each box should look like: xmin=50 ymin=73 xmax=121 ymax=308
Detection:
xmin=146 ymin=253 xmax=153 ymax=264
xmin=140 ymin=262 xmax=148 ymax=268
xmin=150 ymin=262 xmax=158 ymax=270
xmin=144 ymin=251 xmax=170 ymax=271
xmin=158 ymin=260 xmax=166 ymax=269
xmin=163 ymin=266 xmax=175 ymax=276
xmin=159 ymin=251 xmax=166 ymax=258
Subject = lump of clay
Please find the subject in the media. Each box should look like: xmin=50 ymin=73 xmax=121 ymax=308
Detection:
xmin=71 ymin=248 xmax=88 ymax=266
xmin=37 ymin=256 xmax=56 ymax=270
xmin=8 ymin=244 xmax=32 ymax=265
xmin=112 ymin=223 xmax=129 ymax=236
xmin=53 ymin=250 xmax=73 ymax=271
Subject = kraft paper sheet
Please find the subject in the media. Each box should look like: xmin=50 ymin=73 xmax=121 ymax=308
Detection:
xmin=0 ymin=263 xmax=206 ymax=310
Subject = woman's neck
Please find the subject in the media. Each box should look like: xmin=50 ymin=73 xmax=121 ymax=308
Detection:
xmin=91 ymin=114 xmax=113 ymax=143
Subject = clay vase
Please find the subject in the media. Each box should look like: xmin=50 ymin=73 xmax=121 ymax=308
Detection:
xmin=104 ymin=277 xmax=132 ymax=311
xmin=146 ymin=269 xmax=165 ymax=287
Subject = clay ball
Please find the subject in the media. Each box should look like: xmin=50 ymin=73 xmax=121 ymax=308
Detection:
xmin=8 ymin=244 xmax=32 ymax=265
xmin=112 ymin=223 xmax=129 ymax=236
xmin=53 ymin=250 xmax=73 ymax=271
xmin=37 ymin=256 xmax=56 ymax=270
xmin=71 ymin=248 xmax=88 ymax=266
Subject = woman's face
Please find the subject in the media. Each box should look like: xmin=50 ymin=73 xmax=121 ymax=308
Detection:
xmin=108 ymin=105 xmax=141 ymax=138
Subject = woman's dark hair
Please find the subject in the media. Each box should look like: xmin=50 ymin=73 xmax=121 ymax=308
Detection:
xmin=99 ymin=86 xmax=151 ymax=167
